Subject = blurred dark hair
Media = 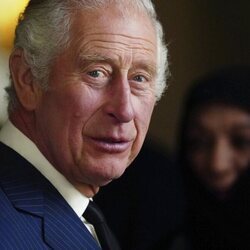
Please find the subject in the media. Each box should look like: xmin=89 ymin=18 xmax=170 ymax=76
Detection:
xmin=178 ymin=65 xmax=250 ymax=168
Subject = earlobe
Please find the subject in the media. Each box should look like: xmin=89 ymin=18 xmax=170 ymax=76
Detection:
xmin=9 ymin=48 xmax=42 ymax=111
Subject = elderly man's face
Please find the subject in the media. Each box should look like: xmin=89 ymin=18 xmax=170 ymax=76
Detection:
xmin=35 ymin=6 xmax=157 ymax=195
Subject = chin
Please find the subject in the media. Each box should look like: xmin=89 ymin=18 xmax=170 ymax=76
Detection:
xmin=102 ymin=167 xmax=126 ymax=184
xmin=207 ymin=183 xmax=233 ymax=199
xmin=92 ymin=175 xmax=117 ymax=188
xmin=88 ymin=165 xmax=127 ymax=187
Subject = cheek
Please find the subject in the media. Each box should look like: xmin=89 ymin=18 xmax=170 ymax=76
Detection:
xmin=236 ymin=154 xmax=250 ymax=174
xmin=47 ymin=85 xmax=100 ymax=120
xmin=38 ymin=87 xmax=101 ymax=148
xmin=131 ymin=99 xmax=155 ymax=151
xmin=188 ymin=151 xmax=208 ymax=176
xmin=135 ymin=98 xmax=155 ymax=129
xmin=61 ymin=91 xmax=102 ymax=151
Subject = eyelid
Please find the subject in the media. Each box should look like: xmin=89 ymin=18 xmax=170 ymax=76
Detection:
xmin=131 ymin=63 xmax=157 ymax=78
xmin=79 ymin=57 xmax=112 ymax=71
xmin=84 ymin=63 xmax=112 ymax=75
xmin=129 ymin=70 xmax=152 ymax=82
xmin=87 ymin=69 xmax=106 ymax=78
xmin=79 ymin=55 xmax=156 ymax=78
xmin=80 ymin=63 xmax=112 ymax=88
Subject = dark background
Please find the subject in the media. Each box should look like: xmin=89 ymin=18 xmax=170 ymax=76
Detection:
xmin=148 ymin=0 xmax=250 ymax=153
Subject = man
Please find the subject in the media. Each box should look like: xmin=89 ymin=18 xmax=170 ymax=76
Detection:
xmin=0 ymin=0 xmax=168 ymax=249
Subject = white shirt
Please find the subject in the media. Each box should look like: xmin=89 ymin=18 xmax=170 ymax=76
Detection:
xmin=0 ymin=120 xmax=98 ymax=240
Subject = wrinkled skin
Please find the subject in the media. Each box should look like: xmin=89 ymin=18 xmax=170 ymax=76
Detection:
xmin=10 ymin=6 xmax=158 ymax=197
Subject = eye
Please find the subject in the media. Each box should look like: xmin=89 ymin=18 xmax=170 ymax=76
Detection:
xmin=187 ymin=135 xmax=213 ymax=152
xmin=231 ymin=135 xmax=250 ymax=151
xmin=87 ymin=70 xmax=105 ymax=78
xmin=133 ymin=75 xmax=147 ymax=83
xmin=83 ymin=67 xmax=111 ymax=88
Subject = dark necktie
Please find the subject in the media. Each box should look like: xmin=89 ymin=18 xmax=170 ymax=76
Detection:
xmin=83 ymin=200 xmax=121 ymax=250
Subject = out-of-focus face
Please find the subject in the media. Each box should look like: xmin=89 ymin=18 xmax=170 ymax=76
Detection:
xmin=33 ymin=6 xmax=157 ymax=196
xmin=186 ymin=104 xmax=250 ymax=197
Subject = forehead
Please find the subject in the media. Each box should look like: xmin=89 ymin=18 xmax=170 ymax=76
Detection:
xmin=190 ymin=104 xmax=250 ymax=131
xmin=72 ymin=4 xmax=155 ymax=33
xmin=69 ymin=6 xmax=157 ymax=59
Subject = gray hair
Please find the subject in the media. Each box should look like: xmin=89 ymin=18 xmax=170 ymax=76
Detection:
xmin=7 ymin=0 xmax=168 ymax=112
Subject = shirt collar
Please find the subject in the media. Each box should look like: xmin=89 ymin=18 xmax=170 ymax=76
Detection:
xmin=0 ymin=120 xmax=89 ymax=217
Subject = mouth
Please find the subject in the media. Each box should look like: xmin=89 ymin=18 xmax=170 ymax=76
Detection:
xmin=208 ymin=173 xmax=235 ymax=191
xmin=88 ymin=136 xmax=133 ymax=153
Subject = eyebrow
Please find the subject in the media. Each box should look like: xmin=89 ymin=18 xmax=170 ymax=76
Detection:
xmin=131 ymin=61 xmax=157 ymax=78
xmin=188 ymin=121 xmax=250 ymax=133
xmin=78 ymin=54 xmax=157 ymax=77
xmin=233 ymin=123 xmax=250 ymax=130
xmin=78 ymin=54 xmax=111 ymax=64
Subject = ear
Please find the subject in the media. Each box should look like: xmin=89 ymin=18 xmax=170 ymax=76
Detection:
xmin=9 ymin=49 xmax=42 ymax=111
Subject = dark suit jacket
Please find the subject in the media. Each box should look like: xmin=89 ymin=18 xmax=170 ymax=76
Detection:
xmin=0 ymin=142 xmax=101 ymax=250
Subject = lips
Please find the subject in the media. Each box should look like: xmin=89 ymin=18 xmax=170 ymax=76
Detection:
xmin=87 ymin=136 xmax=133 ymax=153
xmin=207 ymin=172 xmax=235 ymax=191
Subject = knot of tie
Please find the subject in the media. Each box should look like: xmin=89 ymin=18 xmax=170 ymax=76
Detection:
xmin=84 ymin=200 xmax=106 ymax=225
xmin=83 ymin=200 xmax=121 ymax=250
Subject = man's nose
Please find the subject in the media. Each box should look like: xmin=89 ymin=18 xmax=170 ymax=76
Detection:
xmin=209 ymin=139 xmax=232 ymax=174
xmin=104 ymin=76 xmax=135 ymax=123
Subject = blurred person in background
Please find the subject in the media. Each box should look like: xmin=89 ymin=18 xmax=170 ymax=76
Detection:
xmin=178 ymin=66 xmax=250 ymax=250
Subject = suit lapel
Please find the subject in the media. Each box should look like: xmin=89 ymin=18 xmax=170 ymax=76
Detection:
xmin=0 ymin=143 xmax=101 ymax=250
xmin=43 ymin=184 xmax=100 ymax=249
xmin=0 ymin=142 xmax=45 ymax=218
